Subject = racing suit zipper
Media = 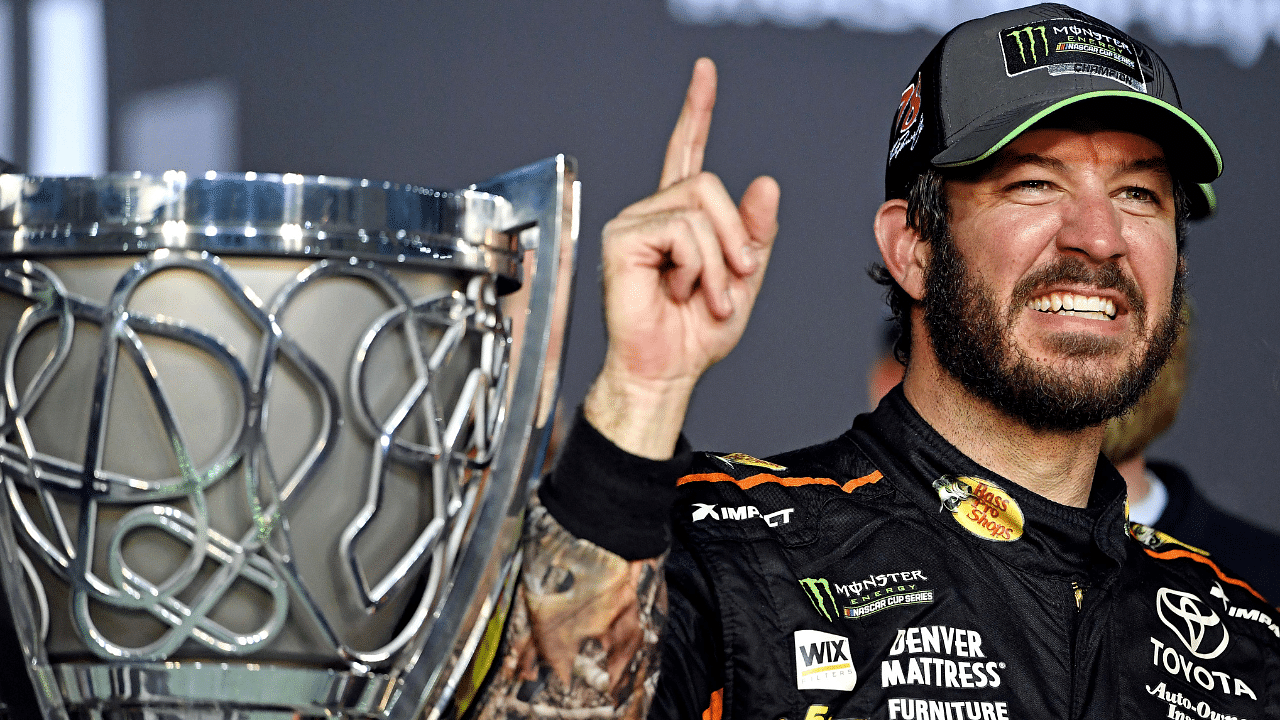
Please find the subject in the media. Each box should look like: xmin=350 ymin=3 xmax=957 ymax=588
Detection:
xmin=1068 ymin=578 xmax=1094 ymax=719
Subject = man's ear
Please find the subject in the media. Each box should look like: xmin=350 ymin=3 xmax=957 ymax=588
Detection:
xmin=874 ymin=199 xmax=928 ymax=301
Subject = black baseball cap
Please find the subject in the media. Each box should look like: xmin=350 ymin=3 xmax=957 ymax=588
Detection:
xmin=885 ymin=3 xmax=1221 ymax=219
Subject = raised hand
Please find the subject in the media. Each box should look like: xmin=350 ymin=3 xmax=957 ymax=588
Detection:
xmin=584 ymin=58 xmax=780 ymax=459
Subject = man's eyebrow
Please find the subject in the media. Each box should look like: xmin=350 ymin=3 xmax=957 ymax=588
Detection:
xmin=987 ymin=152 xmax=1067 ymax=175
xmin=985 ymin=152 xmax=1172 ymax=177
xmin=1119 ymin=156 xmax=1172 ymax=177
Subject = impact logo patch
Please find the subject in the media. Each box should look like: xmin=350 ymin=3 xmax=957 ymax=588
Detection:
xmin=1000 ymin=17 xmax=1146 ymax=92
xmin=1213 ymin=581 xmax=1280 ymax=638
xmin=691 ymin=503 xmax=794 ymax=526
xmin=794 ymin=629 xmax=857 ymax=691
xmin=933 ymin=475 xmax=1024 ymax=542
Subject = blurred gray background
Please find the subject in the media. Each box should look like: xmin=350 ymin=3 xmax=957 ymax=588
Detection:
xmin=6 ymin=1 xmax=1278 ymax=530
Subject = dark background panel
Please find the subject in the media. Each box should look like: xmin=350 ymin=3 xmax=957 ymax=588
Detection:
xmin=105 ymin=2 xmax=1280 ymax=531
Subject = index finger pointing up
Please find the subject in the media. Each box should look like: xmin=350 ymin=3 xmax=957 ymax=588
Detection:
xmin=659 ymin=58 xmax=717 ymax=190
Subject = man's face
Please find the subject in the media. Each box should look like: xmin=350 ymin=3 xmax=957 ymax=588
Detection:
xmin=922 ymin=128 xmax=1183 ymax=431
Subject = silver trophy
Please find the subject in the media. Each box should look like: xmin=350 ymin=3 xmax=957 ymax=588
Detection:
xmin=0 ymin=156 xmax=578 ymax=719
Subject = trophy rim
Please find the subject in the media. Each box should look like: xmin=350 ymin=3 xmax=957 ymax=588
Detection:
xmin=0 ymin=171 xmax=524 ymax=284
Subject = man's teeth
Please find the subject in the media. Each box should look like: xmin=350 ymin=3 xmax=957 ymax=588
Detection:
xmin=1027 ymin=293 xmax=1116 ymax=319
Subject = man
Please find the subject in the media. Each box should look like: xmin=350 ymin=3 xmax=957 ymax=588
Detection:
xmin=1104 ymin=307 xmax=1280 ymax=601
xmin=476 ymin=4 xmax=1280 ymax=720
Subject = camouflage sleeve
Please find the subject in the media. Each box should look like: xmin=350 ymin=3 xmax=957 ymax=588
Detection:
xmin=473 ymin=498 xmax=667 ymax=720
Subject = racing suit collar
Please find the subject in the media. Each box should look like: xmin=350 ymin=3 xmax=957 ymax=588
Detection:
xmin=851 ymin=386 xmax=1130 ymax=578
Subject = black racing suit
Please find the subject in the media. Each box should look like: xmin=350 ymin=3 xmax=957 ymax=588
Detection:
xmin=543 ymin=387 xmax=1280 ymax=720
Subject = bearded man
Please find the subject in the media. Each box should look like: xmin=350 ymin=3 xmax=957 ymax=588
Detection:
xmin=476 ymin=5 xmax=1280 ymax=720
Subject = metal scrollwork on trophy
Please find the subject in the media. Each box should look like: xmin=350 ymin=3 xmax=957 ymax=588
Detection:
xmin=0 ymin=157 xmax=578 ymax=719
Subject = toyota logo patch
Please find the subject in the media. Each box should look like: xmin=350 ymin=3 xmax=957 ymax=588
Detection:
xmin=1157 ymin=588 xmax=1229 ymax=660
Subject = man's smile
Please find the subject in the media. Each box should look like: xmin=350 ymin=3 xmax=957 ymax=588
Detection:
xmin=1026 ymin=293 xmax=1117 ymax=321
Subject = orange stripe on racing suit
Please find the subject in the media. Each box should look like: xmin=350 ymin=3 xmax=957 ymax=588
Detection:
xmin=701 ymin=688 xmax=723 ymax=720
xmin=678 ymin=471 xmax=883 ymax=494
xmin=1144 ymin=547 xmax=1268 ymax=604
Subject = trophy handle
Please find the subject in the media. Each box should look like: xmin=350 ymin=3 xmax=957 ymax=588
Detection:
xmin=387 ymin=154 xmax=580 ymax=720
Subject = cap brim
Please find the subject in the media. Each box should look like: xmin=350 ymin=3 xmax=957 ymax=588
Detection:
xmin=1188 ymin=182 xmax=1216 ymax=219
xmin=932 ymin=91 xmax=1221 ymax=219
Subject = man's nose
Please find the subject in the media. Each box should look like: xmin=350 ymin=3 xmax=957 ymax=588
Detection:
xmin=1055 ymin=190 xmax=1127 ymax=262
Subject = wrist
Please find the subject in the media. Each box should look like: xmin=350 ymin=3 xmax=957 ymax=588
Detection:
xmin=584 ymin=365 xmax=696 ymax=460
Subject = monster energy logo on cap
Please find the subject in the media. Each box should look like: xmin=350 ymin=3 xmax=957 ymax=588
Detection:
xmin=1006 ymin=24 xmax=1049 ymax=65
xmin=999 ymin=17 xmax=1145 ymax=92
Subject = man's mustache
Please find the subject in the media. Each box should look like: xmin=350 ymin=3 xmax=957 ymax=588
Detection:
xmin=1009 ymin=258 xmax=1144 ymax=317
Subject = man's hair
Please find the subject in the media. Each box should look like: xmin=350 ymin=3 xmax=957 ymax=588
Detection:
xmin=869 ymin=166 xmax=1192 ymax=365
xmin=1101 ymin=304 xmax=1193 ymax=464
xmin=869 ymin=169 xmax=947 ymax=364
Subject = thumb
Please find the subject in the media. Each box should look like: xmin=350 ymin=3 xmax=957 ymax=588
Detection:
xmin=740 ymin=175 xmax=780 ymax=251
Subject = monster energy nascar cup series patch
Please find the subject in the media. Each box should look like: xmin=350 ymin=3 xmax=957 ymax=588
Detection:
xmin=1000 ymin=17 xmax=1147 ymax=92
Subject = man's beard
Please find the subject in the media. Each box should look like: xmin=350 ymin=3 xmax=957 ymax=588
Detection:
xmin=922 ymin=235 xmax=1184 ymax=432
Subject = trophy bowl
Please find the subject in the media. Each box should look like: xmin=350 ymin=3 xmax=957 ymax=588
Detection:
xmin=0 ymin=156 xmax=578 ymax=719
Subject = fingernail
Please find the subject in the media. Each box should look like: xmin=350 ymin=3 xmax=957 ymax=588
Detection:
xmin=741 ymin=247 xmax=757 ymax=272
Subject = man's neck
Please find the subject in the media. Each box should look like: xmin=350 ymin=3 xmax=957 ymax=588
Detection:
xmin=901 ymin=358 xmax=1104 ymax=508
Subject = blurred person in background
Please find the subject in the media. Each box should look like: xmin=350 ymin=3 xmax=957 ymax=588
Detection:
xmin=1105 ymin=305 xmax=1280 ymax=601
xmin=867 ymin=322 xmax=906 ymax=410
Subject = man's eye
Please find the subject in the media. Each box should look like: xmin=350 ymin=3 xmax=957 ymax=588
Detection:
xmin=1015 ymin=180 xmax=1049 ymax=190
xmin=1120 ymin=187 xmax=1157 ymax=203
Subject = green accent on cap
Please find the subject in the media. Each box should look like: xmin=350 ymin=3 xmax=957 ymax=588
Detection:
xmin=1197 ymin=182 xmax=1217 ymax=215
xmin=938 ymin=90 xmax=1223 ymax=180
